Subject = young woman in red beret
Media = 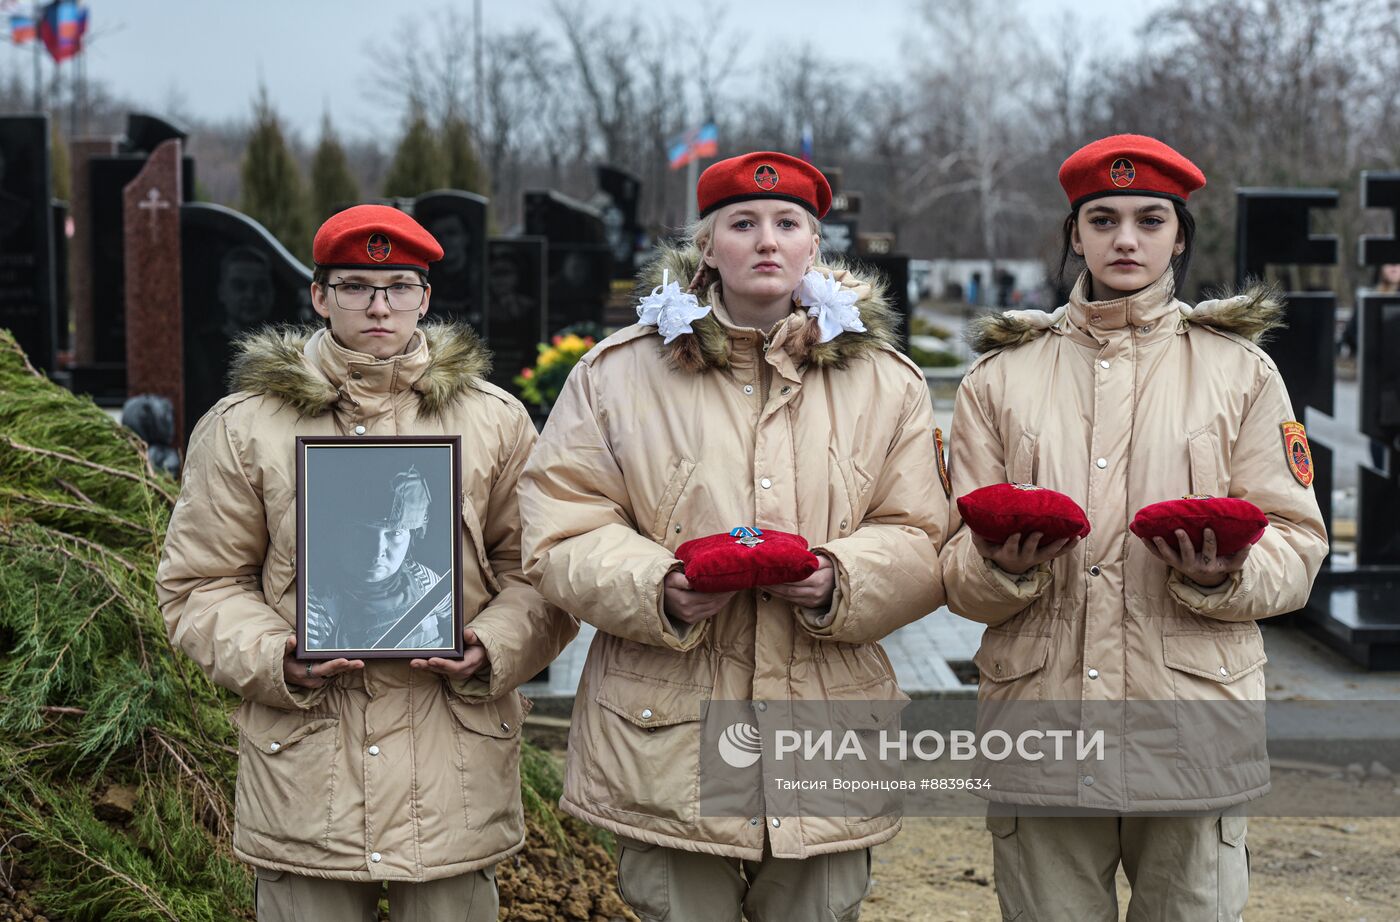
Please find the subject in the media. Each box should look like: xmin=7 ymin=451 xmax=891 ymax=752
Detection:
xmin=942 ymin=135 xmax=1328 ymax=920
xmin=519 ymin=152 xmax=949 ymax=921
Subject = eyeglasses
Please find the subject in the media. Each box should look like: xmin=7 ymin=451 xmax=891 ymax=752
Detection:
xmin=325 ymin=282 xmax=427 ymax=312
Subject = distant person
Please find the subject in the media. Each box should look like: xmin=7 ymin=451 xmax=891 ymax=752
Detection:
xmin=1341 ymin=262 xmax=1400 ymax=357
xmin=159 ymin=204 xmax=576 ymax=921
xmin=944 ymin=134 xmax=1327 ymax=921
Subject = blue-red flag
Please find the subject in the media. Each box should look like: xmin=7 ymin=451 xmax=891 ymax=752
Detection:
xmin=39 ymin=1 xmax=86 ymax=62
xmin=9 ymin=14 xmax=35 ymax=43
xmin=668 ymin=123 xmax=719 ymax=170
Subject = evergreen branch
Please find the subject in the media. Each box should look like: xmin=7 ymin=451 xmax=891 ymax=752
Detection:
xmin=1 ymin=437 xmax=178 ymax=507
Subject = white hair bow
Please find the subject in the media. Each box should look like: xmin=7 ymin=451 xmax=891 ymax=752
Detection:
xmin=637 ymin=269 xmax=711 ymax=344
xmin=797 ymin=270 xmax=865 ymax=343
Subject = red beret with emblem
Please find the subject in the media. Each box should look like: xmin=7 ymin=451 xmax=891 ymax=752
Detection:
xmin=312 ymin=204 xmax=445 ymax=272
xmin=697 ymin=151 xmax=833 ymax=219
xmin=957 ymin=483 xmax=1091 ymax=544
xmin=1058 ymin=134 xmax=1206 ymax=209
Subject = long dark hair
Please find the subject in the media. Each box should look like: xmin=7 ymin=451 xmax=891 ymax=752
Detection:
xmin=1056 ymin=200 xmax=1196 ymax=298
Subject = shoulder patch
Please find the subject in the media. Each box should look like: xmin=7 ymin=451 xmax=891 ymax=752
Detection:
xmin=1281 ymin=421 xmax=1314 ymax=487
xmin=934 ymin=427 xmax=951 ymax=498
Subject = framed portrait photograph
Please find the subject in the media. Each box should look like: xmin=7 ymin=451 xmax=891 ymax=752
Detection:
xmin=296 ymin=435 xmax=464 ymax=660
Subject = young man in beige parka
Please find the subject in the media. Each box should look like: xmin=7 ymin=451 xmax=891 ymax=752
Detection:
xmin=157 ymin=205 xmax=577 ymax=921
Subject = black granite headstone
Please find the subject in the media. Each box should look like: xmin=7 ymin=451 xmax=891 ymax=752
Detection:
xmin=414 ymin=190 xmax=488 ymax=331
xmin=595 ymin=165 xmax=641 ymax=279
xmin=0 ymin=115 xmax=57 ymax=373
xmin=524 ymin=190 xmax=611 ymax=333
xmin=485 ymin=236 xmax=547 ymax=394
xmin=850 ymin=254 xmax=911 ymax=355
xmin=181 ymin=202 xmax=313 ymax=430
xmin=1237 ymin=183 xmax=1400 ymax=668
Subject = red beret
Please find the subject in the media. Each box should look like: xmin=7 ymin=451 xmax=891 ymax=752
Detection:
xmin=957 ymin=484 xmax=1091 ymax=544
xmin=1058 ymin=134 xmax=1205 ymax=209
xmin=676 ymin=527 xmax=819 ymax=593
xmin=1129 ymin=496 xmax=1268 ymax=557
xmin=313 ymin=204 xmax=444 ymax=273
xmin=697 ymin=151 xmax=832 ymax=219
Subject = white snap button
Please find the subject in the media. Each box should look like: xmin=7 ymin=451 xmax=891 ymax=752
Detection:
xmin=744 ymin=385 xmax=754 ymax=395
xmin=760 ymin=478 xmax=772 ymax=489
xmin=1087 ymin=668 xmax=1099 ymax=679
xmin=1139 ymin=324 xmax=1153 ymax=333
xmin=760 ymin=592 xmax=771 ymax=602
xmin=368 ymin=745 xmax=380 ymax=756
xmin=501 ymin=722 xmax=510 ymax=732
xmin=1096 ymin=458 xmax=1107 ymax=469
xmin=1219 ymin=666 xmax=1230 ymax=677
xmin=1082 ymin=775 xmax=1095 ymax=787
xmin=1090 ymin=566 xmax=1102 ymax=576
xmin=354 ymin=425 xmax=366 ymax=435
xmin=1090 ymin=313 xmax=1102 ymax=322
xmin=755 ymin=701 xmax=767 ymax=712
xmin=268 ymin=741 xmax=281 ymax=753
xmin=641 ymin=708 xmax=654 ymax=720
xmin=370 ymin=852 xmax=382 ymax=863
xmin=770 ymin=818 xmax=781 ymax=828
xmin=750 ymin=816 xmax=760 ymax=826
xmin=781 ymin=386 xmax=791 ymax=395
xmin=1099 ymin=360 xmax=1110 ymax=369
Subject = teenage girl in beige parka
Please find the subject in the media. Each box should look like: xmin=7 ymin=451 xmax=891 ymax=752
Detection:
xmin=943 ymin=135 xmax=1327 ymax=921
xmin=519 ymin=152 xmax=948 ymax=922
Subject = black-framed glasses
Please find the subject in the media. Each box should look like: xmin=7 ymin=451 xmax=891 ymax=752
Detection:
xmin=326 ymin=282 xmax=427 ymax=312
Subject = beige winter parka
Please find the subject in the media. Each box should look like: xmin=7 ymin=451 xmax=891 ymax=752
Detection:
xmin=518 ymin=251 xmax=949 ymax=860
xmin=944 ymin=271 xmax=1327 ymax=812
xmin=157 ymin=323 xmax=577 ymax=881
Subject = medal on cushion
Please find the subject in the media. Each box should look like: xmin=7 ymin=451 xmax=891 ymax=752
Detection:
xmin=730 ymin=525 xmax=765 ymax=547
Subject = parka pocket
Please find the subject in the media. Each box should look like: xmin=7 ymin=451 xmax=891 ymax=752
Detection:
xmin=444 ymin=690 xmax=528 ymax=832
xmin=231 ymin=703 xmax=340 ymax=846
xmin=827 ymin=456 xmax=873 ymax=538
xmin=650 ymin=458 xmax=697 ymax=545
xmin=461 ymin=502 xmax=500 ymax=593
xmin=589 ymin=670 xmax=711 ymax=824
xmin=985 ymin=813 xmax=1025 ymax=920
xmin=974 ymin=630 xmax=1051 ymax=695
xmin=1010 ymin=431 xmax=1039 ymax=485
xmin=831 ymin=699 xmax=907 ymax=827
xmin=1162 ymin=630 xmax=1268 ymax=768
xmin=1187 ymin=427 xmax=1222 ymax=497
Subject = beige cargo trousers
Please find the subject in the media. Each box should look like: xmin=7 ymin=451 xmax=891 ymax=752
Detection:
xmin=987 ymin=812 xmax=1250 ymax=921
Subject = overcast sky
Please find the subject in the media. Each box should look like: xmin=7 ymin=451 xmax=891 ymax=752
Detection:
xmin=4 ymin=0 xmax=1171 ymax=142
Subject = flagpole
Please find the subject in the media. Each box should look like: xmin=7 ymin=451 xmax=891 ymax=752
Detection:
xmin=31 ymin=3 xmax=41 ymax=111
xmin=685 ymin=156 xmax=699 ymax=224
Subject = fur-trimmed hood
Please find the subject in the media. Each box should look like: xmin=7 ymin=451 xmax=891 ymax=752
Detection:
xmin=636 ymin=244 xmax=902 ymax=372
xmin=228 ymin=321 xmax=491 ymax=417
xmin=966 ymin=272 xmax=1286 ymax=355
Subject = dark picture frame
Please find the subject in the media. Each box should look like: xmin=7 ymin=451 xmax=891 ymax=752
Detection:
xmin=295 ymin=435 xmax=464 ymax=660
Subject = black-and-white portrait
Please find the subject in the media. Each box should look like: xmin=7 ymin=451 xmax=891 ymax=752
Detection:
xmin=296 ymin=436 xmax=463 ymax=659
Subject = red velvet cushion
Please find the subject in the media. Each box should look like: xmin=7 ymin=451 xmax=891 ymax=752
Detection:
xmin=676 ymin=529 xmax=819 ymax=593
xmin=1129 ymin=497 xmax=1268 ymax=556
xmin=956 ymin=483 xmax=1092 ymax=544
